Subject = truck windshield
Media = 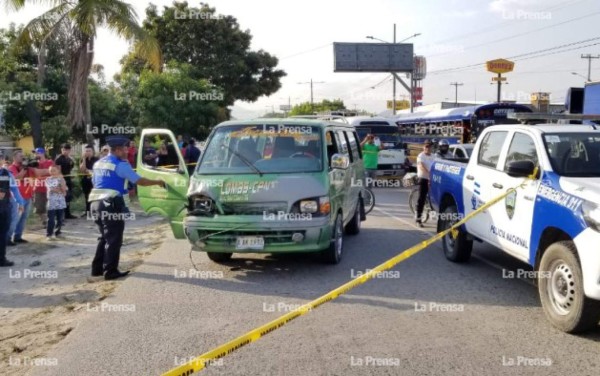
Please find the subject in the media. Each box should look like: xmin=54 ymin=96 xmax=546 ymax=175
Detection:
xmin=544 ymin=133 xmax=600 ymax=177
xmin=197 ymin=124 xmax=323 ymax=174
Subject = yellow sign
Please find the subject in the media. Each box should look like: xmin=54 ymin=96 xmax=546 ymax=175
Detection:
xmin=492 ymin=76 xmax=507 ymax=82
xmin=486 ymin=58 xmax=515 ymax=74
xmin=386 ymin=100 xmax=410 ymax=110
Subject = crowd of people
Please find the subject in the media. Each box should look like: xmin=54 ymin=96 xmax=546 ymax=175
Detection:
xmin=0 ymin=135 xmax=195 ymax=280
xmin=0 ymin=141 xmax=141 ymax=268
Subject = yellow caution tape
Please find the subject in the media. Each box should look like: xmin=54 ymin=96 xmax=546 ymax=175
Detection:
xmin=161 ymin=174 xmax=534 ymax=376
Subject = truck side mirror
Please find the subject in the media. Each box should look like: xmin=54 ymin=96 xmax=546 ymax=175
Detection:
xmin=506 ymin=160 xmax=536 ymax=178
xmin=331 ymin=154 xmax=349 ymax=170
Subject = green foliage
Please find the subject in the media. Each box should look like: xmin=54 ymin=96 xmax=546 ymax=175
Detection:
xmin=0 ymin=24 xmax=68 ymax=139
xmin=132 ymin=62 xmax=225 ymax=139
xmin=289 ymin=99 xmax=347 ymax=116
xmin=120 ymin=1 xmax=286 ymax=108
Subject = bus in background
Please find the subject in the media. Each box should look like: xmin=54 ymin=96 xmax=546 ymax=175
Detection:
xmin=393 ymin=103 xmax=532 ymax=163
xmin=393 ymin=103 xmax=533 ymax=145
xmin=347 ymin=116 xmax=411 ymax=178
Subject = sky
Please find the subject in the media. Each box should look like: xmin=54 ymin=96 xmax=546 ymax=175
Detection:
xmin=2 ymin=0 xmax=600 ymax=119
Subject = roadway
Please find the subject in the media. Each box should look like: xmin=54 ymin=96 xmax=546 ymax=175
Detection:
xmin=32 ymin=187 xmax=600 ymax=376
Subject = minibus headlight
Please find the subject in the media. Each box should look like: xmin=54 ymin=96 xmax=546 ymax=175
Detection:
xmin=300 ymin=200 xmax=318 ymax=213
xmin=189 ymin=195 xmax=215 ymax=216
xmin=583 ymin=201 xmax=600 ymax=232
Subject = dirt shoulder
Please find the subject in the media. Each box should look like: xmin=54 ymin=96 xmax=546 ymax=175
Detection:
xmin=0 ymin=203 xmax=168 ymax=376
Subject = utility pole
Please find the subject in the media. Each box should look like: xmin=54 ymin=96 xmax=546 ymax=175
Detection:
xmin=392 ymin=23 xmax=396 ymax=115
xmin=298 ymin=79 xmax=325 ymax=112
xmin=581 ymin=54 xmax=600 ymax=82
xmin=450 ymin=82 xmax=463 ymax=105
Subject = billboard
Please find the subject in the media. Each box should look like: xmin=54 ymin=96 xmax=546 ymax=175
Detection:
xmin=413 ymin=56 xmax=427 ymax=80
xmin=333 ymin=43 xmax=414 ymax=73
xmin=387 ymin=100 xmax=410 ymax=110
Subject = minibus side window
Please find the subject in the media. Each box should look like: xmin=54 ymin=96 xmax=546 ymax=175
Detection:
xmin=326 ymin=130 xmax=341 ymax=166
xmin=336 ymin=130 xmax=351 ymax=162
xmin=345 ymin=131 xmax=360 ymax=162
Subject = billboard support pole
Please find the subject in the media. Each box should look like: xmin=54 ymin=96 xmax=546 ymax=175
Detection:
xmin=497 ymin=73 xmax=502 ymax=102
xmin=392 ymin=23 xmax=396 ymax=115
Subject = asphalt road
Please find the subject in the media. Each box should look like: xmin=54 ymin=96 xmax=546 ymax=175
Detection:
xmin=32 ymin=187 xmax=600 ymax=376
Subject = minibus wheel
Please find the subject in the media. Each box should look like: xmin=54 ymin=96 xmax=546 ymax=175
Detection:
xmin=322 ymin=214 xmax=343 ymax=264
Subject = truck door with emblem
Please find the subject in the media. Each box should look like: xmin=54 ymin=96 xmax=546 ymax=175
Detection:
xmin=488 ymin=130 xmax=541 ymax=262
xmin=136 ymin=129 xmax=189 ymax=239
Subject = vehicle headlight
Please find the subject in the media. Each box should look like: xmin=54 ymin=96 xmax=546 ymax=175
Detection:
xmin=300 ymin=200 xmax=318 ymax=213
xmin=582 ymin=201 xmax=600 ymax=232
xmin=188 ymin=195 xmax=215 ymax=216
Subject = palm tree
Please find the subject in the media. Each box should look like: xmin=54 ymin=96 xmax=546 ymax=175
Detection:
xmin=4 ymin=0 xmax=161 ymax=145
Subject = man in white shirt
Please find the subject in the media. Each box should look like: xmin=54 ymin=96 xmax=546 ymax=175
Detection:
xmin=416 ymin=140 xmax=435 ymax=227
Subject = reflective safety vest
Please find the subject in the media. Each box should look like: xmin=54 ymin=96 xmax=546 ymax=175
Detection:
xmin=89 ymin=155 xmax=129 ymax=202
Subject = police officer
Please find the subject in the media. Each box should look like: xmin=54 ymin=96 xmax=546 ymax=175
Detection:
xmin=89 ymin=136 xmax=164 ymax=280
xmin=0 ymin=152 xmax=26 ymax=267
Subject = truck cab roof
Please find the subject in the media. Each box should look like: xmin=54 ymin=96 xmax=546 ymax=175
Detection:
xmin=485 ymin=123 xmax=599 ymax=135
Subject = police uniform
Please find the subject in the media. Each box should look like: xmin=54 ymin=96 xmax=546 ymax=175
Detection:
xmin=90 ymin=136 xmax=139 ymax=279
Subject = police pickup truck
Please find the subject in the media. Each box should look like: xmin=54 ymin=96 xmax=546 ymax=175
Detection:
xmin=430 ymin=123 xmax=600 ymax=333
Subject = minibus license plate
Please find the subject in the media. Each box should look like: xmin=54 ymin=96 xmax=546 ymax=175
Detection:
xmin=236 ymin=236 xmax=265 ymax=250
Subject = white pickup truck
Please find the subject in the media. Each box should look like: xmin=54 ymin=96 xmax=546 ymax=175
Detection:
xmin=430 ymin=123 xmax=600 ymax=333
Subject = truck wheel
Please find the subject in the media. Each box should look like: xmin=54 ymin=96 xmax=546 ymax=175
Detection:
xmin=322 ymin=214 xmax=343 ymax=264
xmin=206 ymin=252 xmax=233 ymax=263
xmin=439 ymin=205 xmax=472 ymax=262
xmin=345 ymin=198 xmax=362 ymax=235
xmin=538 ymin=241 xmax=600 ymax=333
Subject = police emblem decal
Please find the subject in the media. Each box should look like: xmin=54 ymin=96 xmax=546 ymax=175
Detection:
xmin=505 ymin=190 xmax=517 ymax=220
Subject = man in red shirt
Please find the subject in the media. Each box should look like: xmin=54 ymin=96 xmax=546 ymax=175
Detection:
xmin=31 ymin=148 xmax=54 ymax=225
xmin=8 ymin=150 xmax=50 ymax=241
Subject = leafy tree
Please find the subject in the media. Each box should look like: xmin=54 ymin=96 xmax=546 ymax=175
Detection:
xmin=0 ymin=24 xmax=69 ymax=144
xmin=289 ymin=99 xmax=347 ymax=116
xmin=120 ymin=1 xmax=286 ymax=110
xmin=4 ymin=0 xmax=161 ymax=141
xmin=131 ymin=62 xmax=226 ymax=139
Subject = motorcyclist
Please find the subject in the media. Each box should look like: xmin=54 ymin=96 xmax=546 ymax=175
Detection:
xmin=435 ymin=139 xmax=451 ymax=159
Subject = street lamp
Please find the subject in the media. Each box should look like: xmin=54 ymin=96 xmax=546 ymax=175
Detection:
xmin=571 ymin=72 xmax=590 ymax=82
xmin=366 ymin=29 xmax=421 ymax=114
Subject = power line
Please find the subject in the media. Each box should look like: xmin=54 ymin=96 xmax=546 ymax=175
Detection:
xmin=429 ymin=36 xmax=600 ymax=75
xmin=427 ymin=10 xmax=600 ymax=58
xmin=430 ymin=0 xmax=589 ymax=46
xmin=280 ymin=43 xmax=332 ymax=60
